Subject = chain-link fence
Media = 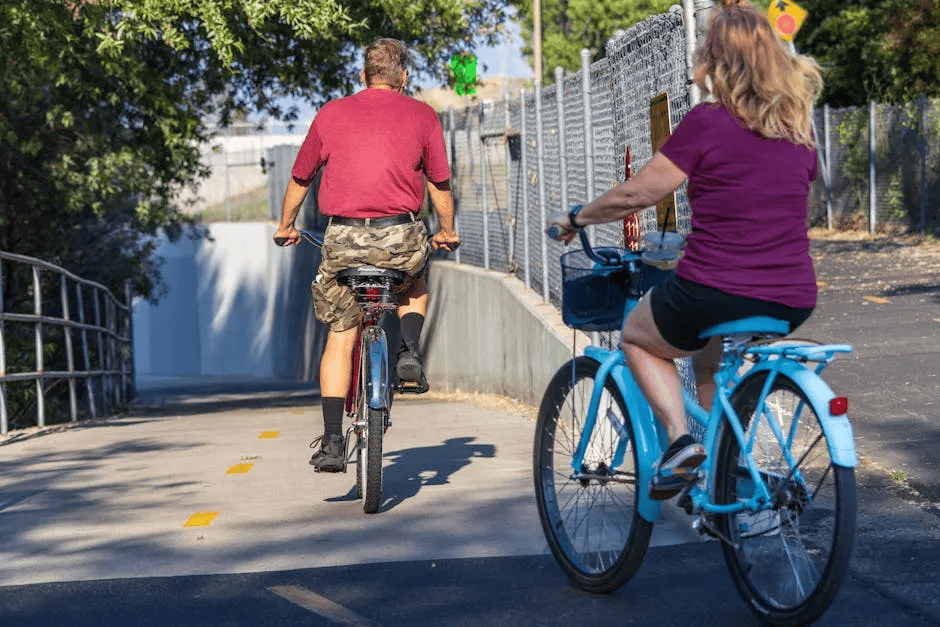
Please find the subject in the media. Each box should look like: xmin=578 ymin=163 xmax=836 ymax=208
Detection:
xmin=443 ymin=9 xmax=940 ymax=314
xmin=813 ymin=97 xmax=939 ymax=234
xmin=441 ymin=7 xmax=692 ymax=316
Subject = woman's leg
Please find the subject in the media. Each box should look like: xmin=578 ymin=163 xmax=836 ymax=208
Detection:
xmin=691 ymin=337 xmax=722 ymax=412
xmin=620 ymin=295 xmax=691 ymax=444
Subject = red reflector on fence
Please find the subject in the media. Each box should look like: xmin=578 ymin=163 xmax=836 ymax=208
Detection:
xmin=829 ymin=397 xmax=848 ymax=416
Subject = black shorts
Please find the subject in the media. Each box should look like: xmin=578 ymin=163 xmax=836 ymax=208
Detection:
xmin=648 ymin=273 xmax=814 ymax=352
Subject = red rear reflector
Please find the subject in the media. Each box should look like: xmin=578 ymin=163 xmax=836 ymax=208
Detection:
xmin=829 ymin=397 xmax=848 ymax=416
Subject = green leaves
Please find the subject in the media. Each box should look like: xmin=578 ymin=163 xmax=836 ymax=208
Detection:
xmin=1 ymin=0 xmax=507 ymax=310
xmin=508 ymin=0 xmax=675 ymax=84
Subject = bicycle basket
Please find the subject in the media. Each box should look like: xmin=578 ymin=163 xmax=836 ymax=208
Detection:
xmin=560 ymin=247 xmax=641 ymax=332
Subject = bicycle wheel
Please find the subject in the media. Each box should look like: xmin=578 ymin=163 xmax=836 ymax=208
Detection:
xmin=715 ymin=371 xmax=856 ymax=626
xmin=355 ymin=334 xmax=385 ymax=514
xmin=533 ymin=356 xmax=653 ymax=593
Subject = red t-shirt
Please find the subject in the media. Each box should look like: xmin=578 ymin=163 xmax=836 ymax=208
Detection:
xmin=660 ymin=103 xmax=819 ymax=309
xmin=291 ymin=89 xmax=451 ymax=218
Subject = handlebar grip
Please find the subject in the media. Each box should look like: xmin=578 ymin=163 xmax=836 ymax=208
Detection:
xmin=546 ymin=225 xmax=563 ymax=240
xmin=274 ymin=237 xmax=289 ymax=246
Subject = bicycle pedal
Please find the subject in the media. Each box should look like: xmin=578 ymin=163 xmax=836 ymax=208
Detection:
xmin=396 ymin=381 xmax=429 ymax=394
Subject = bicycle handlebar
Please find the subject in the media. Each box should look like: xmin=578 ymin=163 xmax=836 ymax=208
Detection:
xmin=546 ymin=226 xmax=624 ymax=267
xmin=274 ymin=228 xmax=323 ymax=248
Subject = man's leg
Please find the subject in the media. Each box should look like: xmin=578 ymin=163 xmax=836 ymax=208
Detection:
xmin=310 ymin=325 xmax=357 ymax=470
xmin=396 ymin=277 xmax=428 ymax=384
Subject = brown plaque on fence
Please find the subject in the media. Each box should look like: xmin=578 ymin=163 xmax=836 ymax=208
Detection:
xmin=649 ymin=93 xmax=676 ymax=231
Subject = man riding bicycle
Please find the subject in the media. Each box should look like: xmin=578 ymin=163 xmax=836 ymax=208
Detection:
xmin=274 ymin=38 xmax=460 ymax=472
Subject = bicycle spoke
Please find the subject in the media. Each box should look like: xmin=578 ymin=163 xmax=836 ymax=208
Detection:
xmin=534 ymin=357 xmax=652 ymax=592
xmin=717 ymin=371 xmax=855 ymax=624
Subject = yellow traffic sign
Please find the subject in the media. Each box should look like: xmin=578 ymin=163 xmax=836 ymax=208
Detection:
xmin=768 ymin=0 xmax=808 ymax=42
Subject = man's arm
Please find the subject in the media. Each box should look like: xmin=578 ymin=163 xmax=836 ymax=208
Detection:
xmin=426 ymin=178 xmax=460 ymax=251
xmin=273 ymin=177 xmax=311 ymax=246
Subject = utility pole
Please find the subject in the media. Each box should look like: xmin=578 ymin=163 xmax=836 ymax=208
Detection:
xmin=534 ymin=0 xmax=542 ymax=82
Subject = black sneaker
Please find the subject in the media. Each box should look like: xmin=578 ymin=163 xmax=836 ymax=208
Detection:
xmin=649 ymin=434 xmax=706 ymax=500
xmin=309 ymin=433 xmax=345 ymax=472
xmin=395 ymin=350 xmax=424 ymax=383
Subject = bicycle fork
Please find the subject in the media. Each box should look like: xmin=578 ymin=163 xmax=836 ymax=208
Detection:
xmin=571 ymin=345 xmax=667 ymax=524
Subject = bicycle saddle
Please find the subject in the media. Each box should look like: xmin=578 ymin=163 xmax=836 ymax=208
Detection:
xmin=698 ymin=316 xmax=789 ymax=339
xmin=336 ymin=266 xmax=408 ymax=285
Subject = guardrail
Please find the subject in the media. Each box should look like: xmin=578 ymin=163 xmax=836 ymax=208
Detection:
xmin=0 ymin=251 xmax=134 ymax=435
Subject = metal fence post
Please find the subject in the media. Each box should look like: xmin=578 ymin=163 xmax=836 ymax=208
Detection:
xmin=60 ymin=275 xmax=77 ymax=422
xmin=869 ymin=100 xmax=877 ymax=235
xmin=32 ymin=264 xmax=44 ymax=427
xmin=480 ymin=102 xmax=490 ymax=270
xmin=521 ymin=89 xmax=531 ymax=289
xmin=504 ymin=93 xmax=514 ymax=266
xmin=76 ymin=283 xmax=97 ymax=420
xmin=535 ymin=79 xmax=550 ymax=301
xmin=824 ymin=104 xmax=833 ymax=229
xmin=448 ymin=108 xmax=461 ymax=264
xmin=93 ymin=288 xmax=106 ymax=417
xmin=555 ymin=67 xmax=569 ymax=212
xmin=921 ymin=93 xmax=928 ymax=236
xmin=109 ymin=298 xmax=118 ymax=407
xmin=581 ymin=50 xmax=596 ymax=242
xmin=0 ymin=259 xmax=7 ymax=435
xmin=125 ymin=280 xmax=135 ymax=401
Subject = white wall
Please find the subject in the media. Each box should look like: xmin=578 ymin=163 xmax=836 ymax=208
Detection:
xmin=134 ymin=222 xmax=323 ymax=384
xmin=133 ymin=224 xmax=583 ymax=405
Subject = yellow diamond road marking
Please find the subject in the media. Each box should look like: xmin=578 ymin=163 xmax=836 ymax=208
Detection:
xmin=863 ymin=295 xmax=890 ymax=304
xmin=226 ymin=463 xmax=254 ymax=474
xmin=184 ymin=512 xmax=218 ymax=527
xmin=259 ymin=431 xmax=280 ymax=439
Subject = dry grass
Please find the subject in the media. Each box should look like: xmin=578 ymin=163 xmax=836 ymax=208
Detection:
xmin=399 ymin=389 xmax=539 ymax=421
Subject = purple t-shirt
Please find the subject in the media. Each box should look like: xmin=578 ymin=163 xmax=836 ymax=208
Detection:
xmin=660 ymin=103 xmax=818 ymax=309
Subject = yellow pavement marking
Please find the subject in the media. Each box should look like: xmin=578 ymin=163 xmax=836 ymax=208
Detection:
xmin=863 ymin=295 xmax=890 ymax=304
xmin=259 ymin=431 xmax=280 ymax=439
xmin=291 ymin=410 xmax=305 ymax=415
xmin=816 ymin=280 xmax=829 ymax=287
xmin=184 ymin=512 xmax=218 ymax=527
xmin=226 ymin=463 xmax=254 ymax=474
xmin=267 ymin=585 xmax=378 ymax=627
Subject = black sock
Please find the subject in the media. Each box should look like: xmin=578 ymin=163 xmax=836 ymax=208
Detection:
xmin=321 ymin=397 xmax=345 ymax=436
xmin=399 ymin=312 xmax=425 ymax=356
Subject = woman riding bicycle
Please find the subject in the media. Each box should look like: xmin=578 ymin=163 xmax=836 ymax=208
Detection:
xmin=547 ymin=0 xmax=823 ymax=499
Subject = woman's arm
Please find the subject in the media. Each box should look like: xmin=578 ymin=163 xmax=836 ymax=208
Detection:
xmin=547 ymin=152 xmax=688 ymax=239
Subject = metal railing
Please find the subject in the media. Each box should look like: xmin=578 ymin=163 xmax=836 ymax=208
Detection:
xmin=0 ymin=251 xmax=134 ymax=435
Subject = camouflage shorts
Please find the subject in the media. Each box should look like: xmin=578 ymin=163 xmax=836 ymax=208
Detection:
xmin=312 ymin=219 xmax=430 ymax=332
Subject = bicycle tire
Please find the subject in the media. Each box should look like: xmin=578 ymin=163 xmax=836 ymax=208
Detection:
xmin=354 ymin=337 xmax=367 ymax=501
xmin=360 ymin=406 xmax=384 ymax=514
xmin=715 ymin=371 xmax=856 ymax=626
xmin=533 ymin=356 xmax=653 ymax=593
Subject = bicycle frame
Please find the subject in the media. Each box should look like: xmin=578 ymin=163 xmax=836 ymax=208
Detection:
xmin=570 ymin=300 xmax=856 ymax=525
xmin=346 ymin=299 xmax=394 ymax=415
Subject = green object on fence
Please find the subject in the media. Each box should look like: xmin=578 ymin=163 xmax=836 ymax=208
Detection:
xmin=451 ymin=54 xmax=477 ymax=96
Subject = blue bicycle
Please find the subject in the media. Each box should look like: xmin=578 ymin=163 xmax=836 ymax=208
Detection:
xmin=534 ymin=230 xmax=856 ymax=626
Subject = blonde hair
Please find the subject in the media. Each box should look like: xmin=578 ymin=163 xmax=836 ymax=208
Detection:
xmin=363 ymin=38 xmax=408 ymax=89
xmin=694 ymin=0 xmax=822 ymax=149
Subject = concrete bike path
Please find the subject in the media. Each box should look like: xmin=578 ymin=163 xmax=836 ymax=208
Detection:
xmin=0 ymin=378 xmax=699 ymax=588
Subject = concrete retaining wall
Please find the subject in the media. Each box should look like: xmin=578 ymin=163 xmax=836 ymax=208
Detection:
xmin=134 ymin=224 xmax=588 ymax=407
xmin=423 ymin=261 xmax=590 ymax=408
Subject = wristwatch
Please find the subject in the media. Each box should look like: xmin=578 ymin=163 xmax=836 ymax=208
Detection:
xmin=568 ymin=204 xmax=584 ymax=229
